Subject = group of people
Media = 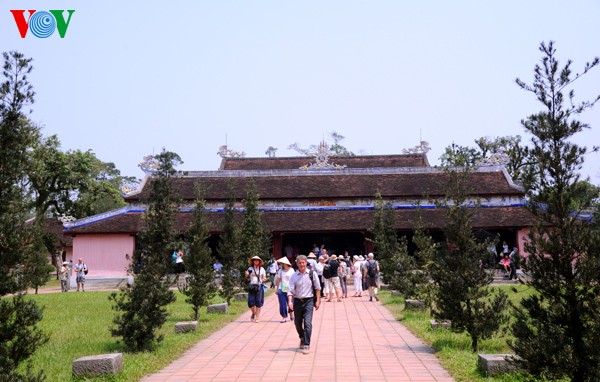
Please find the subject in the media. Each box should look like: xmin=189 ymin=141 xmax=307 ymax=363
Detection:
xmin=244 ymin=249 xmax=380 ymax=355
xmin=58 ymin=258 xmax=88 ymax=292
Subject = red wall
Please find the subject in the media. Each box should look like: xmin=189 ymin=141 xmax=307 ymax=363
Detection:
xmin=73 ymin=234 xmax=134 ymax=277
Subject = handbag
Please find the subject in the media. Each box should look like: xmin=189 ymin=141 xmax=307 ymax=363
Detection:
xmin=248 ymin=284 xmax=259 ymax=293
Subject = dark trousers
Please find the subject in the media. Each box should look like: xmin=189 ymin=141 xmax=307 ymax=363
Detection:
xmin=293 ymin=298 xmax=315 ymax=347
xmin=277 ymin=289 xmax=289 ymax=318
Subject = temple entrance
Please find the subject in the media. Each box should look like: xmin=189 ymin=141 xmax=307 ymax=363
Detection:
xmin=280 ymin=232 xmax=366 ymax=259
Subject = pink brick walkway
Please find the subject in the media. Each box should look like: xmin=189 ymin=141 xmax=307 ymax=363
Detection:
xmin=142 ymin=293 xmax=455 ymax=382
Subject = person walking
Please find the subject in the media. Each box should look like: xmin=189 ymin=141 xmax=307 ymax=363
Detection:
xmin=246 ymin=256 xmax=267 ymax=323
xmin=364 ymin=253 xmax=380 ymax=302
xmin=275 ymin=257 xmax=295 ymax=322
xmin=74 ymin=258 xmax=87 ymax=292
xmin=287 ymin=255 xmax=321 ymax=355
xmin=352 ymin=255 xmax=363 ymax=297
xmin=267 ymin=257 xmax=279 ymax=288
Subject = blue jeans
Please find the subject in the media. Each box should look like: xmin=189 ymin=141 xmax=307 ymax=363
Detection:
xmin=277 ymin=289 xmax=289 ymax=318
xmin=293 ymin=298 xmax=314 ymax=347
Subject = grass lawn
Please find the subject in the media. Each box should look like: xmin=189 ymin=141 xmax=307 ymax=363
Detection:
xmin=18 ymin=290 xmax=252 ymax=382
xmin=380 ymin=285 xmax=536 ymax=382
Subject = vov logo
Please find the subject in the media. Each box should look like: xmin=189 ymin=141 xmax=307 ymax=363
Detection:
xmin=10 ymin=10 xmax=75 ymax=38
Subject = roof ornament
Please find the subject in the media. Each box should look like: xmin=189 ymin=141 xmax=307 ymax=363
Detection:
xmin=217 ymin=145 xmax=246 ymax=158
xmin=476 ymin=150 xmax=510 ymax=166
xmin=138 ymin=155 xmax=160 ymax=175
xmin=299 ymin=141 xmax=347 ymax=170
xmin=120 ymin=179 xmax=140 ymax=195
xmin=402 ymin=141 xmax=431 ymax=154
xmin=57 ymin=214 xmax=76 ymax=223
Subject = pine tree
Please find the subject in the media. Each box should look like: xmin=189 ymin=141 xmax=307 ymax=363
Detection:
xmin=218 ymin=180 xmax=242 ymax=305
xmin=0 ymin=51 xmax=48 ymax=382
xmin=428 ymin=169 xmax=509 ymax=352
xmin=509 ymin=42 xmax=600 ymax=382
xmin=181 ymin=185 xmax=217 ymax=320
xmin=109 ymin=150 xmax=180 ymax=352
xmin=411 ymin=214 xmax=439 ymax=305
xmin=239 ymin=181 xmax=271 ymax=267
xmin=371 ymin=193 xmax=418 ymax=297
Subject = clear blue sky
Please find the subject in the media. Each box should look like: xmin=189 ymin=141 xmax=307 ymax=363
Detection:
xmin=2 ymin=1 xmax=599 ymax=182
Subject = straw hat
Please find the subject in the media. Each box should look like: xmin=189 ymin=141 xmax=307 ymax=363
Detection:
xmin=277 ymin=257 xmax=292 ymax=266
xmin=248 ymin=256 xmax=264 ymax=266
xmin=307 ymin=252 xmax=317 ymax=259
xmin=330 ymin=255 xmax=338 ymax=261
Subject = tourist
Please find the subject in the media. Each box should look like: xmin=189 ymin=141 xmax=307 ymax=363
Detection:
xmin=500 ymin=253 xmax=511 ymax=275
xmin=74 ymin=258 xmax=87 ymax=292
xmin=307 ymin=252 xmax=318 ymax=270
xmin=175 ymin=250 xmax=185 ymax=274
xmin=338 ymin=253 xmax=348 ymax=298
xmin=325 ymin=254 xmax=342 ymax=302
xmin=267 ymin=257 xmax=279 ymax=288
xmin=287 ymin=255 xmax=321 ymax=354
xmin=315 ymin=256 xmax=325 ymax=297
xmin=313 ymin=243 xmax=320 ymax=257
xmin=246 ymin=256 xmax=267 ymax=323
xmin=364 ymin=253 xmax=380 ymax=302
xmin=275 ymin=257 xmax=295 ymax=322
xmin=352 ymin=255 xmax=363 ymax=297
xmin=59 ymin=261 xmax=69 ymax=292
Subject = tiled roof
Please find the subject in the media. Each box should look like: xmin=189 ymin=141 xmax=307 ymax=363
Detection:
xmin=125 ymin=168 xmax=523 ymax=202
xmin=63 ymin=206 xmax=535 ymax=235
xmin=219 ymin=154 xmax=429 ymax=170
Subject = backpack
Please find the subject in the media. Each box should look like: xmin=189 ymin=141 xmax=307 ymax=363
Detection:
xmin=84 ymin=264 xmax=88 ymax=275
xmin=367 ymin=260 xmax=377 ymax=277
xmin=322 ymin=263 xmax=332 ymax=279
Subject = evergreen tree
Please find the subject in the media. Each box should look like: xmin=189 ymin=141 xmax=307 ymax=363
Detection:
xmin=0 ymin=51 xmax=48 ymax=382
xmin=21 ymin=226 xmax=53 ymax=294
xmin=429 ymin=169 xmax=509 ymax=352
xmin=181 ymin=185 xmax=217 ymax=320
xmin=218 ymin=180 xmax=242 ymax=305
xmin=239 ymin=181 xmax=271 ymax=265
xmin=109 ymin=150 xmax=180 ymax=352
xmin=371 ymin=193 xmax=418 ymax=297
xmin=509 ymin=41 xmax=600 ymax=382
xmin=411 ymin=214 xmax=439 ymax=305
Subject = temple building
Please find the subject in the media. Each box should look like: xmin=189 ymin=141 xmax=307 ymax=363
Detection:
xmin=63 ymin=145 xmax=535 ymax=277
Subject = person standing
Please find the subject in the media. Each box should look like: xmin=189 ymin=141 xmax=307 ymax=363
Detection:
xmin=275 ymin=257 xmax=295 ymax=322
xmin=338 ymin=254 xmax=348 ymax=298
xmin=307 ymin=252 xmax=318 ymax=270
xmin=59 ymin=261 xmax=69 ymax=292
xmin=287 ymin=255 xmax=321 ymax=354
xmin=74 ymin=258 xmax=87 ymax=292
xmin=352 ymin=255 xmax=363 ymax=297
xmin=364 ymin=253 xmax=380 ymax=302
xmin=325 ymin=255 xmax=342 ymax=302
xmin=246 ymin=256 xmax=267 ymax=323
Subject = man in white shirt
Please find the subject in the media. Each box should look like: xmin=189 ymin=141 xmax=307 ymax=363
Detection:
xmin=287 ymin=255 xmax=321 ymax=354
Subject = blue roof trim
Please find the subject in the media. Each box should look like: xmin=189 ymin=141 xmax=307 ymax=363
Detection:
xmin=64 ymin=202 xmax=528 ymax=231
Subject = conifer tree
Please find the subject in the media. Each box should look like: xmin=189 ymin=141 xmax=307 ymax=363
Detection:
xmin=0 ymin=51 xmax=47 ymax=382
xmin=371 ymin=193 xmax=418 ymax=296
xmin=509 ymin=42 xmax=600 ymax=382
xmin=411 ymin=214 xmax=439 ymax=305
xmin=218 ymin=180 xmax=242 ymax=305
xmin=428 ymin=169 xmax=508 ymax=352
xmin=239 ymin=181 xmax=271 ymax=264
xmin=181 ymin=185 xmax=217 ymax=320
xmin=109 ymin=150 xmax=180 ymax=352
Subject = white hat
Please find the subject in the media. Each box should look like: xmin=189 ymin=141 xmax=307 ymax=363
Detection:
xmin=358 ymin=255 xmax=365 ymax=261
xmin=277 ymin=257 xmax=291 ymax=266
xmin=338 ymin=255 xmax=344 ymax=260
xmin=62 ymin=261 xmax=69 ymax=265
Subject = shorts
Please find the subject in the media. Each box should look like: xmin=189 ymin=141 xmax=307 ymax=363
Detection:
xmin=365 ymin=276 xmax=378 ymax=288
xmin=247 ymin=287 xmax=265 ymax=308
xmin=76 ymin=275 xmax=86 ymax=284
xmin=328 ymin=276 xmax=341 ymax=290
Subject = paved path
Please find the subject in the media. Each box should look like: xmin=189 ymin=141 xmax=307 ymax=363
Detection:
xmin=142 ymin=293 xmax=455 ymax=382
